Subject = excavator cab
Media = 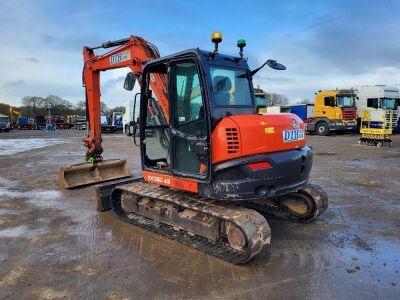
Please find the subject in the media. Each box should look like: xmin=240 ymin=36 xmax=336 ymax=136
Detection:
xmin=135 ymin=46 xmax=313 ymax=201
xmin=136 ymin=47 xmax=262 ymax=191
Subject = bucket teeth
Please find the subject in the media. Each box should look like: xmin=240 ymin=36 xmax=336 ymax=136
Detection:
xmin=59 ymin=159 xmax=132 ymax=189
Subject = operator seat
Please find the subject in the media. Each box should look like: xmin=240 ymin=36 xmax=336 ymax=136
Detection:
xmin=213 ymin=76 xmax=231 ymax=106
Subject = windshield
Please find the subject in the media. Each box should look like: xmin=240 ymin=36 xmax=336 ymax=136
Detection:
xmin=255 ymin=96 xmax=267 ymax=107
xmin=336 ymin=95 xmax=355 ymax=108
xmin=380 ymin=98 xmax=398 ymax=110
xmin=101 ymin=115 xmax=108 ymax=124
xmin=210 ymin=67 xmax=253 ymax=106
xmin=0 ymin=117 xmax=8 ymax=122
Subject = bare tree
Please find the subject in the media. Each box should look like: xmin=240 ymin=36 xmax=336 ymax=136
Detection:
xmin=109 ymin=106 xmax=124 ymax=115
xmin=101 ymin=102 xmax=109 ymax=113
xmin=43 ymin=95 xmax=63 ymax=108
xmin=21 ymin=96 xmax=45 ymax=107
xmin=21 ymin=96 xmax=46 ymax=116
xmin=265 ymin=93 xmax=289 ymax=106
xmin=76 ymin=101 xmax=86 ymax=111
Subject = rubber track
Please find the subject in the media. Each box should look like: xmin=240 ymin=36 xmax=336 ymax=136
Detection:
xmin=111 ymin=181 xmax=271 ymax=264
xmin=244 ymin=184 xmax=329 ymax=222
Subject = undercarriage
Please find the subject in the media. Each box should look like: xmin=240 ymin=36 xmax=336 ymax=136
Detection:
xmin=105 ymin=179 xmax=328 ymax=264
xmin=359 ymin=135 xmax=393 ymax=147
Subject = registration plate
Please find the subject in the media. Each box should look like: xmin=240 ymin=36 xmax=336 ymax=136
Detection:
xmin=283 ymin=129 xmax=304 ymax=142
xmin=110 ymin=50 xmax=131 ymax=65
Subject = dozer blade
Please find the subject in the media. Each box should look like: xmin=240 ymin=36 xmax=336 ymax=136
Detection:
xmin=59 ymin=159 xmax=132 ymax=189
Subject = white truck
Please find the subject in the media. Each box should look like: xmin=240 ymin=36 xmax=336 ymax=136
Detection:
xmin=122 ymin=85 xmax=141 ymax=136
xmin=353 ymin=85 xmax=399 ymax=131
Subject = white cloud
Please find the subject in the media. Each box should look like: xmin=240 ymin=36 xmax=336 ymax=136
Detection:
xmin=0 ymin=0 xmax=399 ymax=108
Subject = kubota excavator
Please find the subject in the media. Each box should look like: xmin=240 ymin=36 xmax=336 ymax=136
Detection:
xmin=59 ymin=33 xmax=328 ymax=264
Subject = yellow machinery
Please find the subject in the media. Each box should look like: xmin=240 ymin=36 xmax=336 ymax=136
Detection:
xmin=8 ymin=106 xmax=21 ymax=128
xmin=254 ymin=86 xmax=268 ymax=113
xmin=66 ymin=115 xmax=79 ymax=128
xmin=359 ymin=109 xmax=396 ymax=147
xmin=8 ymin=106 xmax=21 ymax=116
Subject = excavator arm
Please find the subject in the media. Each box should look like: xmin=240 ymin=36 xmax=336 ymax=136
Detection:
xmin=82 ymin=35 xmax=168 ymax=162
xmin=59 ymin=35 xmax=168 ymax=188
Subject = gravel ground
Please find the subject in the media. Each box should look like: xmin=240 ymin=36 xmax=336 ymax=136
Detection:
xmin=0 ymin=129 xmax=399 ymax=299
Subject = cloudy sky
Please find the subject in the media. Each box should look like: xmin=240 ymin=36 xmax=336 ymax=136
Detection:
xmin=0 ymin=0 xmax=399 ymax=107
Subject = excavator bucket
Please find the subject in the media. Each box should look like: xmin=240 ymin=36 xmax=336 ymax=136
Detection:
xmin=59 ymin=159 xmax=132 ymax=189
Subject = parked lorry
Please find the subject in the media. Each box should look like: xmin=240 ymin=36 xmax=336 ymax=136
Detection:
xmin=0 ymin=114 xmax=11 ymax=132
xmin=66 ymin=115 xmax=79 ymax=129
xmin=75 ymin=116 xmax=87 ymax=130
xmin=122 ymin=89 xmax=141 ymax=136
xmin=101 ymin=112 xmax=123 ymax=133
xmin=33 ymin=116 xmax=46 ymax=130
xmin=100 ymin=114 xmax=111 ymax=132
xmin=18 ymin=117 xmax=33 ymax=130
xmin=352 ymin=85 xmax=399 ymax=132
xmin=302 ymin=90 xmax=358 ymax=135
xmin=46 ymin=114 xmax=68 ymax=129
xmin=112 ymin=112 xmax=123 ymax=131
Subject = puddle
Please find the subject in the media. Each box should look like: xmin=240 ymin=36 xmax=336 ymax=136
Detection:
xmin=0 ymin=138 xmax=67 ymax=156
xmin=0 ymin=224 xmax=48 ymax=238
xmin=52 ymin=151 xmax=82 ymax=157
xmin=315 ymin=152 xmax=337 ymax=156
xmin=0 ymin=177 xmax=18 ymax=188
xmin=338 ymin=239 xmax=400 ymax=285
xmin=0 ymin=209 xmax=18 ymax=215
xmin=0 ymin=186 xmax=61 ymax=210
xmin=0 ymin=187 xmax=61 ymax=201
xmin=342 ymin=159 xmax=399 ymax=172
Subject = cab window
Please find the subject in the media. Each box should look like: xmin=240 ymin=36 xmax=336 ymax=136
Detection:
xmin=171 ymin=61 xmax=206 ymax=136
xmin=367 ymin=98 xmax=379 ymax=109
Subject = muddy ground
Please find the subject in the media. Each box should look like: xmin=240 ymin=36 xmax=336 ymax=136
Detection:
xmin=0 ymin=130 xmax=399 ymax=299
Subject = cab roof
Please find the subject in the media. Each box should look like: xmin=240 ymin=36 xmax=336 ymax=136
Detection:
xmin=145 ymin=48 xmax=250 ymax=70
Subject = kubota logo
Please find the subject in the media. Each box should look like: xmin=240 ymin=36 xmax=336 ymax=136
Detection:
xmin=291 ymin=119 xmax=298 ymax=129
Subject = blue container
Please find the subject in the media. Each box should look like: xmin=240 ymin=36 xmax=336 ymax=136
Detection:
xmin=18 ymin=117 xmax=29 ymax=124
xmin=290 ymin=105 xmax=307 ymax=121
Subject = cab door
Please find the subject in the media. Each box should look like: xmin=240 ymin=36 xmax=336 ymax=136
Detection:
xmin=168 ymin=59 xmax=210 ymax=181
xmin=323 ymin=96 xmax=336 ymax=119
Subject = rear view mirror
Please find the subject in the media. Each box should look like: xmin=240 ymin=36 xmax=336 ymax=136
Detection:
xmin=266 ymin=59 xmax=286 ymax=70
xmin=124 ymin=72 xmax=136 ymax=91
xmin=242 ymin=59 xmax=286 ymax=79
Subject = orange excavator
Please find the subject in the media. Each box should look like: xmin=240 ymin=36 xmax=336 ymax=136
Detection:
xmin=59 ymin=33 xmax=328 ymax=264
